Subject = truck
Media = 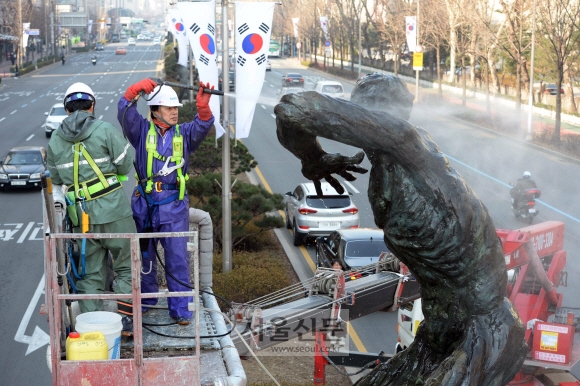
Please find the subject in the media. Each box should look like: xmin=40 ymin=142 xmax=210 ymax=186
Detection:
xmin=395 ymin=221 xmax=580 ymax=385
xmin=111 ymin=33 xmax=120 ymax=43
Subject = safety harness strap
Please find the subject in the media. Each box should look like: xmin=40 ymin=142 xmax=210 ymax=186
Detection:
xmin=71 ymin=143 xmax=121 ymax=201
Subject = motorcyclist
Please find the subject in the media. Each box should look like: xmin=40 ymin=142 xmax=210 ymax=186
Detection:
xmin=510 ymin=171 xmax=538 ymax=209
xmin=117 ymin=78 xmax=214 ymax=325
xmin=91 ymin=54 xmax=97 ymax=65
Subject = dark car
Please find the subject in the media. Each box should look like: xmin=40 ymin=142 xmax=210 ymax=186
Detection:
xmin=95 ymin=43 xmax=104 ymax=51
xmin=0 ymin=146 xmax=47 ymax=190
xmin=315 ymin=228 xmax=389 ymax=270
xmin=282 ymin=73 xmax=305 ymax=87
xmin=228 ymin=71 xmax=235 ymax=92
xmin=544 ymin=83 xmax=564 ymax=95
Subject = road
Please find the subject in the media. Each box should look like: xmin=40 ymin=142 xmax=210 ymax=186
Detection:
xmin=0 ymin=41 xmax=161 ymax=385
xmin=1 ymin=47 xmax=580 ymax=383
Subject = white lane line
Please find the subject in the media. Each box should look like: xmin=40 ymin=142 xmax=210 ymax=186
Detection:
xmin=104 ymin=106 xmax=109 ymax=111
xmin=17 ymin=222 xmax=35 ymax=243
xmin=10 ymin=110 xmax=17 ymax=114
xmin=261 ymin=105 xmax=266 ymax=109
xmin=271 ymin=114 xmax=276 ymax=118
xmin=98 ymin=115 xmax=103 ymax=119
xmin=31 ymin=99 xmax=36 ymax=103
xmin=110 ymin=99 xmax=114 ymax=103
xmin=26 ymin=134 xmax=34 ymax=141
xmin=342 ymin=180 xmax=360 ymax=194
xmin=0 ymin=117 xmax=5 ymax=122
xmin=270 ymin=84 xmax=274 ymax=87
xmin=21 ymin=104 xmax=28 ymax=108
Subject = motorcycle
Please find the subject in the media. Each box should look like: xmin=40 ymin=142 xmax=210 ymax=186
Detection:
xmin=91 ymin=56 xmax=97 ymax=66
xmin=510 ymin=185 xmax=541 ymax=224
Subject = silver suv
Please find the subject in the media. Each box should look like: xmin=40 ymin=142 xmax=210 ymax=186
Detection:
xmin=285 ymin=182 xmax=360 ymax=246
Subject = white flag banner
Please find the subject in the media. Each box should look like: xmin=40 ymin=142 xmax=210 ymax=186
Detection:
xmin=235 ymin=2 xmax=275 ymax=139
xmin=167 ymin=9 xmax=189 ymax=68
xmin=405 ymin=16 xmax=417 ymax=52
xmin=177 ymin=1 xmax=224 ymax=138
xmin=319 ymin=16 xmax=328 ymax=39
xmin=88 ymin=20 xmax=93 ymax=35
xmin=22 ymin=23 xmax=30 ymax=52
xmin=292 ymin=18 xmax=300 ymax=38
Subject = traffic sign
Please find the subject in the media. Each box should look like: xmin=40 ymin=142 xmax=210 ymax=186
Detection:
xmin=296 ymin=42 xmax=302 ymax=49
xmin=415 ymin=45 xmax=422 ymax=52
xmin=325 ymin=40 xmax=331 ymax=47
xmin=413 ymin=52 xmax=423 ymax=71
xmin=26 ymin=29 xmax=40 ymax=35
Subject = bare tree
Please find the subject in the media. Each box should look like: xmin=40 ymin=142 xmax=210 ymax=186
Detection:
xmin=421 ymin=0 xmax=450 ymax=94
xmin=536 ymin=0 xmax=580 ymax=146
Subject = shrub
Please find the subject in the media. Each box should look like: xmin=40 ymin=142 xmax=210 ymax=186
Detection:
xmin=212 ymin=248 xmax=292 ymax=304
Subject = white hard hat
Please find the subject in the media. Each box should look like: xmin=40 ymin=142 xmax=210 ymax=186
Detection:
xmin=64 ymin=82 xmax=95 ymax=104
xmin=523 ymin=171 xmax=531 ymax=178
xmin=146 ymin=85 xmax=182 ymax=107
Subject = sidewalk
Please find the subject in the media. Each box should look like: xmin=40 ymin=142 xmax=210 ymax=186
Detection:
xmin=0 ymin=59 xmax=13 ymax=78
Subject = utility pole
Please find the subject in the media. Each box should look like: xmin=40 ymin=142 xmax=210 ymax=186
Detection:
xmin=415 ymin=0 xmax=420 ymax=102
xmin=358 ymin=9 xmax=361 ymax=78
xmin=221 ymin=0 xmax=232 ymax=272
xmin=188 ymin=43 xmax=193 ymax=102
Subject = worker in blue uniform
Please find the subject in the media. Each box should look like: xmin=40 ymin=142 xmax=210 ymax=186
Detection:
xmin=118 ymin=78 xmax=214 ymax=324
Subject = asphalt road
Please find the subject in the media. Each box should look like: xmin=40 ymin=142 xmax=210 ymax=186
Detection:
xmin=0 ymin=40 xmax=161 ymax=385
xmin=2 ymin=49 xmax=580 ymax=383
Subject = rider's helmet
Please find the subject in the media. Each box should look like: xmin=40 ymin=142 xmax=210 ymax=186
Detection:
xmin=523 ymin=171 xmax=531 ymax=178
xmin=64 ymin=82 xmax=95 ymax=105
xmin=147 ymin=85 xmax=182 ymax=107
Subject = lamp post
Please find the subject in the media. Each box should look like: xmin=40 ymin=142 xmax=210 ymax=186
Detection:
xmin=18 ymin=0 xmax=23 ymax=67
xmin=358 ymin=8 xmax=361 ymax=78
xmin=415 ymin=0 xmax=420 ymax=102
xmin=526 ymin=0 xmax=537 ymax=141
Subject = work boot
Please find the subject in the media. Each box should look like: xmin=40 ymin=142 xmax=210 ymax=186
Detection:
xmin=174 ymin=316 xmax=190 ymax=326
xmin=121 ymin=316 xmax=133 ymax=337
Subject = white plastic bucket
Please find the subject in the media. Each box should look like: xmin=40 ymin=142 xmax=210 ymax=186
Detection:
xmin=75 ymin=311 xmax=122 ymax=359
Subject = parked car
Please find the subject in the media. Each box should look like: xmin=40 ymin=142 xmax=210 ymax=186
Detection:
xmin=95 ymin=43 xmax=104 ymax=51
xmin=314 ymin=80 xmax=345 ymax=99
xmin=128 ymin=38 xmax=136 ymax=46
xmin=281 ymin=73 xmax=305 ymax=87
xmin=228 ymin=71 xmax=235 ymax=91
xmin=285 ymin=182 xmax=359 ymax=246
xmin=544 ymin=83 xmax=564 ymax=95
xmin=315 ymin=228 xmax=389 ymax=270
xmin=153 ymin=37 xmax=161 ymax=44
xmin=0 ymin=146 xmax=47 ymax=191
xmin=116 ymin=47 xmax=127 ymax=55
xmin=266 ymin=59 xmax=272 ymax=71
xmin=43 ymin=103 xmax=67 ymax=138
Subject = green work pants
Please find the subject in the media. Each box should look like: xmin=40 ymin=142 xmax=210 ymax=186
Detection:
xmin=74 ymin=216 xmax=137 ymax=313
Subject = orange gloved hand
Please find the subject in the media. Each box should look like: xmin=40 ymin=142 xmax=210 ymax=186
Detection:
xmin=124 ymin=78 xmax=158 ymax=101
xmin=196 ymin=81 xmax=213 ymax=121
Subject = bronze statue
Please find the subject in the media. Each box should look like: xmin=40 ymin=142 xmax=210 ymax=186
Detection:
xmin=274 ymin=73 xmax=527 ymax=385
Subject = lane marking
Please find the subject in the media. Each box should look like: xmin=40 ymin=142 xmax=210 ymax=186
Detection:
xmin=110 ymin=99 xmax=114 ymax=103
xmin=17 ymin=221 xmax=35 ymax=243
xmin=21 ymin=104 xmax=28 ymax=108
xmin=261 ymin=105 xmax=266 ymax=109
xmin=26 ymin=134 xmax=34 ymax=141
xmin=10 ymin=110 xmax=17 ymax=114
xmin=271 ymin=114 xmax=276 ymax=118
xmin=31 ymin=99 xmax=36 ymax=103
xmin=98 ymin=115 xmax=103 ymax=119
xmin=0 ymin=117 xmax=5 ymax=122
xmin=343 ymin=180 xmax=360 ymax=194
xmin=348 ymin=323 xmax=368 ymax=353
xmin=104 ymin=106 xmax=109 ymax=111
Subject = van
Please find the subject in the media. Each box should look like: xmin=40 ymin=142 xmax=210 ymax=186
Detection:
xmin=314 ymin=81 xmax=344 ymax=99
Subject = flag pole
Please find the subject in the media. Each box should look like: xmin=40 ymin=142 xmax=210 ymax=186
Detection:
xmin=221 ymin=0 xmax=232 ymax=273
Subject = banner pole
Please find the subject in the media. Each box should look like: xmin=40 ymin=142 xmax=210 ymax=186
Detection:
xmin=222 ymin=0 xmax=232 ymax=273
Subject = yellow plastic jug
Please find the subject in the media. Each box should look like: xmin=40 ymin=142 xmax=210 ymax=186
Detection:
xmin=65 ymin=331 xmax=108 ymax=360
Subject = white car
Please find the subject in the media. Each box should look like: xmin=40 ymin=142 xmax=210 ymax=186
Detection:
xmin=153 ymin=37 xmax=161 ymax=44
xmin=314 ymin=80 xmax=345 ymax=99
xmin=128 ymin=38 xmax=136 ymax=46
xmin=43 ymin=103 xmax=67 ymax=138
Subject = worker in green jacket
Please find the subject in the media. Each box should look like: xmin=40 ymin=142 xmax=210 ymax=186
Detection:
xmin=47 ymin=82 xmax=136 ymax=335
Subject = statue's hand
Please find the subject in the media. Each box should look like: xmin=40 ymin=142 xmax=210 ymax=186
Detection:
xmin=301 ymin=151 xmax=368 ymax=196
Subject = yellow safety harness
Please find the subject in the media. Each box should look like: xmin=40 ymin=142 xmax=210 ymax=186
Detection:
xmin=145 ymin=122 xmax=188 ymax=200
xmin=67 ymin=142 xmax=122 ymax=202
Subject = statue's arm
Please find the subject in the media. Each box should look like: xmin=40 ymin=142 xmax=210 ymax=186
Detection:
xmin=275 ymin=92 xmax=429 ymax=164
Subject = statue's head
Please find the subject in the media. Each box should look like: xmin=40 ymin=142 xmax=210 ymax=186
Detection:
xmin=351 ymin=73 xmax=414 ymax=120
